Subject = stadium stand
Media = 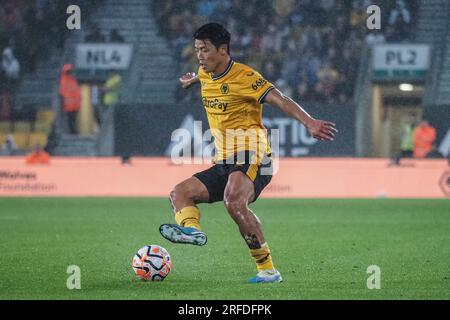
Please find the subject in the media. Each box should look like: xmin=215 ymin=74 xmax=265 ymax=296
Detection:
xmin=74 ymin=0 xmax=177 ymax=106
xmin=1 ymin=0 xmax=447 ymax=159
xmin=415 ymin=0 xmax=450 ymax=107
xmin=153 ymin=0 xmax=418 ymax=105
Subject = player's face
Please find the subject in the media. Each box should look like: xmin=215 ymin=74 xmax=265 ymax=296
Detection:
xmin=194 ymin=39 xmax=227 ymax=73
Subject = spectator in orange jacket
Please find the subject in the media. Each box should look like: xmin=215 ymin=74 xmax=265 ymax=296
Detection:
xmin=59 ymin=63 xmax=81 ymax=134
xmin=26 ymin=144 xmax=51 ymax=165
xmin=413 ymin=120 xmax=437 ymax=158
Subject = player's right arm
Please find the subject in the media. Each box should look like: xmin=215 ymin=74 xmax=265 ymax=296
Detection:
xmin=179 ymin=72 xmax=199 ymax=89
xmin=263 ymin=88 xmax=337 ymax=141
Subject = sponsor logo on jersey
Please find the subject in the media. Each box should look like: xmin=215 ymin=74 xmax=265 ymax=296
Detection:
xmin=251 ymin=77 xmax=267 ymax=90
xmin=202 ymin=97 xmax=229 ymax=112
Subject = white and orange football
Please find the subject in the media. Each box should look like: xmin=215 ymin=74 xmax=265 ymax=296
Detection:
xmin=131 ymin=245 xmax=172 ymax=281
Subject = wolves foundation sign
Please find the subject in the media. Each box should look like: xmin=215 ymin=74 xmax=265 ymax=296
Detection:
xmin=0 ymin=158 xmax=447 ymax=198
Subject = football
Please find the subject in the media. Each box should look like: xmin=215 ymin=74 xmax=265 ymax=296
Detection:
xmin=131 ymin=245 xmax=172 ymax=281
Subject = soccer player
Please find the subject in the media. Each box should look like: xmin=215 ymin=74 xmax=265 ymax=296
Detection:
xmin=159 ymin=23 xmax=337 ymax=283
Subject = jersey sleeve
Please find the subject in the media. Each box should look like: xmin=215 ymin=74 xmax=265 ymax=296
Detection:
xmin=239 ymin=70 xmax=275 ymax=104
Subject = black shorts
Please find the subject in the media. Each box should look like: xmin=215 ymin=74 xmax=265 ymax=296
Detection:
xmin=193 ymin=152 xmax=273 ymax=204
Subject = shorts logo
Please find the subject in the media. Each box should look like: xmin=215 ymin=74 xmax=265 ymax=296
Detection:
xmin=220 ymin=83 xmax=230 ymax=94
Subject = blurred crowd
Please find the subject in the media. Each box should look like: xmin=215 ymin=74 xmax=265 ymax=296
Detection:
xmin=154 ymin=0 xmax=417 ymax=104
xmin=0 ymin=0 xmax=103 ymax=120
xmin=0 ymin=0 xmax=419 ymax=120
xmin=0 ymin=0 xmax=74 ymax=75
xmin=0 ymin=0 xmax=76 ymax=120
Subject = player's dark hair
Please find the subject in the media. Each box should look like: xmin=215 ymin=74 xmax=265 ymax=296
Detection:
xmin=194 ymin=23 xmax=231 ymax=54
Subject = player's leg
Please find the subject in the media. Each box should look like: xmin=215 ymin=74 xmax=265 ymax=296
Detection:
xmin=223 ymin=171 xmax=281 ymax=283
xmin=169 ymin=176 xmax=209 ymax=229
xmin=159 ymin=176 xmax=209 ymax=246
xmin=160 ymin=165 xmax=228 ymax=246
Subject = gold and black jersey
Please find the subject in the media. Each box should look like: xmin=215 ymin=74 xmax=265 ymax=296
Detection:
xmin=198 ymin=59 xmax=274 ymax=163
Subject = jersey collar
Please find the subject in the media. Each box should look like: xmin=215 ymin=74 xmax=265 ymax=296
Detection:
xmin=211 ymin=59 xmax=234 ymax=81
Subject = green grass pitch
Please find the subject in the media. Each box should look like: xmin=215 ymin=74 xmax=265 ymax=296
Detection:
xmin=0 ymin=197 xmax=449 ymax=300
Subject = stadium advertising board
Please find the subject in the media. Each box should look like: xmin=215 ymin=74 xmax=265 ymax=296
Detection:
xmin=261 ymin=102 xmax=355 ymax=157
xmin=372 ymin=44 xmax=430 ymax=80
xmin=115 ymin=104 xmax=355 ymax=157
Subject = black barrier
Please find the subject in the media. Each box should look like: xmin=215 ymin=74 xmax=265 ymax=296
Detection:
xmin=115 ymin=103 xmax=355 ymax=157
xmin=263 ymin=103 xmax=355 ymax=157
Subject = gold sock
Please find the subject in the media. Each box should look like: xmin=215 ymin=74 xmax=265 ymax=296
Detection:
xmin=250 ymin=243 xmax=274 ymax=271
xmin=174 ymin=206 xmax=201 ymax=230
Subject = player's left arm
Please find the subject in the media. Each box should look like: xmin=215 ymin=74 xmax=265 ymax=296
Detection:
xmin=264 ymin=89 xmax=338 ymax=141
